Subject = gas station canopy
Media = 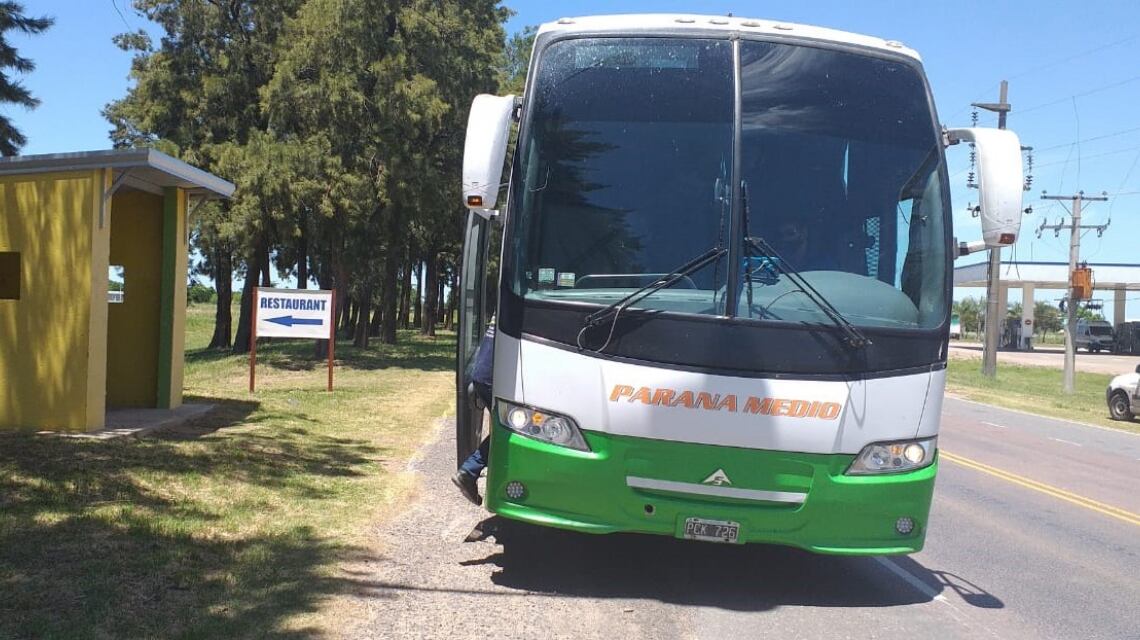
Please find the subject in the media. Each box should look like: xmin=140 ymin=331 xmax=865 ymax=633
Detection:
xmin=954 ymin=260 xmax=1140 ymax=330
xmin=954 ymin=261 xmax=1140 ymax=291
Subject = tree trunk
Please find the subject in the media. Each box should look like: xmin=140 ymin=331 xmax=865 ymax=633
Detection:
xmin=296 ymin=231 xmax=308 ymax=289
xmin=345 ymin=296 xmax=358 ymax=338
xmin=380 ymin=251 xmax=401 ymax=345
xmin=446 ymin=268 xmax=459 ymax=330
xmin=207 ymin=248 xmax=233 ymax=349
xmin=260 ymin=243 xmax=271 ymax=287
xmin=399 ymin=259 xmax=412 ymax=329
xmin=436 ymin=272 xmax=446 ymax=328
xmin=353 ymin=284 xmax=372 ymax=348
xmin=412 ymin=260 xmax=423 ymax=328
xmin=369 ymin=301 xmax=382 ymax=337
xmin=421 ymin=249 xmax=438 ymax=337
xmin=314 ymin=267 xmax=333 ymax=358
xmin=232 ymin=258 xmax=258 ymax=353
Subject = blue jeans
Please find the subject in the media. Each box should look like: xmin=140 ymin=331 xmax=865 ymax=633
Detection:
xmin=459 ymin=381 xmax=492 ymax=478
xmin=459 ymin=437 xmax=490 ymax=479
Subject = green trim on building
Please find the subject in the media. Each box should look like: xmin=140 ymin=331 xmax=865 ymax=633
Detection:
xmin=155 ymin=187 xmax=178 ymax=409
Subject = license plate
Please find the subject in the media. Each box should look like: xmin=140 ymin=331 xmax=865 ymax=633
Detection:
xmin=683 ymin=517 xmax=740 ymax=544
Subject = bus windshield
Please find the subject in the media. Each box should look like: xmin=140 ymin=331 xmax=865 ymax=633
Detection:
xmin=509 ymin=36 xmax=947 ymax=331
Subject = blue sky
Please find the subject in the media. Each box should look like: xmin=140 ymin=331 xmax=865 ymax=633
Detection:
xmin=6 ymin=1 xmax=1140 ymax=318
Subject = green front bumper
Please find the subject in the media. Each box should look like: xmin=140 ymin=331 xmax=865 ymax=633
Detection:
xmin=485 ymin=420 xmax=937 ymax=556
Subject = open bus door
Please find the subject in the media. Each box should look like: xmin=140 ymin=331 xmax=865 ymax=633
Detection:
xmin=456 ymin=209 xmax=492 ymax=467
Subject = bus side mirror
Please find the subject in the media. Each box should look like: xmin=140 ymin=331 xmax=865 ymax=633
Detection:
xmin=462 ymin=94 xmax=516 ymax=213
xmin=946 ymin=128 xmax=1024 ymax=248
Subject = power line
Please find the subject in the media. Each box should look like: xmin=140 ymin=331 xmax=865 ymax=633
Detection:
xmin=1007 ymin=34 xmax=1140 ymax=82
xmin=945 ymin=34 xmax=1140 ymax=122
xmin=1032 ymin=125 xmax=1140 ymax=153
xmin=1072 ymin=98 xmax=1082 ymax=187
xmin=1035 ymin=144 xmax=1140 ymax=169
xmin=110 ymin=0 xmax=132 ymax=30
xmin=1019 ymin=73 xmax=1140 ymax=114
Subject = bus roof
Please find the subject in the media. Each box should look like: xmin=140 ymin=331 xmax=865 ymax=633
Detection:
xmin=537 ymin=14 xmax=922 ymax=61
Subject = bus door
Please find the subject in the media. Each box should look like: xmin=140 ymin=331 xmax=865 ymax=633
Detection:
xmin=456 ymin=209 xmax=492 ymax=467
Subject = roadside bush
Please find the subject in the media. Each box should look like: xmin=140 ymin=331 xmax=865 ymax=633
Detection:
xmin=188 ymin=282 xmax=216 ymax=304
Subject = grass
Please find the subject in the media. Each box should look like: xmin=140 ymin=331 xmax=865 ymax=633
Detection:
xmin=0 ymin=303 xmax=456 ymax=639
xmin=945 ymin=359 xmax=1138 ymax=434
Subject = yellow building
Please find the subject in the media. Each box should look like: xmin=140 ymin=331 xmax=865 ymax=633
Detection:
xmin=0 ymin=149 xmax=234 ymax=431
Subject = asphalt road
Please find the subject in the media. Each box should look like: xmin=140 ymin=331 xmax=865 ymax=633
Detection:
xmin=345 ymin=401 xmax=1140 ymax=639
xmin=949 ymin=341 xmax=1140 ymax=375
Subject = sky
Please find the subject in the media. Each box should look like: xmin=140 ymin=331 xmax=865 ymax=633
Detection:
xmin=6 ymin=0 xmax=1140 ymax=319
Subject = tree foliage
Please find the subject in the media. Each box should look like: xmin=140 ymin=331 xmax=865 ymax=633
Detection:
xmin=0 ymin=1 xmax=52 ymax=155
xmin=953 ymin=297 xmax=982 ymax=335
xmin=106 ymin=0 xmax=515 ymax=351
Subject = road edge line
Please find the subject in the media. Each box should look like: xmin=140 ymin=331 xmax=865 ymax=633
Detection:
xmin=945 ymin=396 xmax=1140 ymax=438
xmin=941 ymin=451 xmax=1140 ymax=527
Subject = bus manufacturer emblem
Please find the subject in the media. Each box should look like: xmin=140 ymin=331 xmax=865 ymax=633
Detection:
xmin=703 ymin=469 xmax=732 ymax=486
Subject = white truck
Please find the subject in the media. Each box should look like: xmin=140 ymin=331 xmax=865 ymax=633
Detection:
xmin=1075 ymin=319 xmax=1115 ymax=353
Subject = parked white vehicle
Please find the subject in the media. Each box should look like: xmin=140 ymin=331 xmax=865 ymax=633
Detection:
xmin=1107 ymin=364 xmax=1140 ymax=421
xmin=1075 ymin=319 xmax=1115 ymax=353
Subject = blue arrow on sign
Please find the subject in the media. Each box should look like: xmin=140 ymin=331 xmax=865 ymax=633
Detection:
xmin=266 ymin=315 xmax=324 ymax=327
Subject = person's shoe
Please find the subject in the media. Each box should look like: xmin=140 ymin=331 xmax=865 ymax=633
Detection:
xmin=452 ymin=471 xmax=482 ymax=506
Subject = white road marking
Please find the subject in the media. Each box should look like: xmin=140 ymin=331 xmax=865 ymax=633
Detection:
xmin=872 ymin=556 xmax=946 ymax=602
xmin=872 ymin=557 xmax=1008 ymax=638
xmin=981 ymin=421 xmax=1007 ymax=429
xmin=1049 ymin=437 xmax=1083 ymax=447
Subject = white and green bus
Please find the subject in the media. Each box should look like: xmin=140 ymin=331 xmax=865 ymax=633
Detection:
xmin=457 ymin=14 xmax=1023 ymax=554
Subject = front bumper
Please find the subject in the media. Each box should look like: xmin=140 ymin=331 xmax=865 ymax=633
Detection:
xmin=485 ymin=420 xmax=938 ymax=556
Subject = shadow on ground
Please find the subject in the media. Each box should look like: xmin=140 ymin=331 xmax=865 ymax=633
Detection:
xmin=453 ymin=517 xmax=1004 ymax=612
xmin=185 ymin=330 xmax=455 ymax=374
xmin=0 ymin=396 xmax=386 ymax=639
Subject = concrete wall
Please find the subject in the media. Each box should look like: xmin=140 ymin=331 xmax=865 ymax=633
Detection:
xmin=0 ymin=170 xmax=109 ymax=431
xmin=106 ymin=189 xmax=163 ymax=407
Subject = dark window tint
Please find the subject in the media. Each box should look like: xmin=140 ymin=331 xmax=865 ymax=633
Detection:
xmin=511 ymin=38 xmax=735 ymax=316
xmin=738 ymin=42 xmax=947 ymax=329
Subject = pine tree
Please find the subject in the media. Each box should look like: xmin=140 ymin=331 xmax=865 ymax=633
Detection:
xmin=0 ymin=2 xmax=52 ymax=156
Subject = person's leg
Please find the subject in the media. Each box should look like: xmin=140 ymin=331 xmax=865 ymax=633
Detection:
xmin=453 ymin=435 xmax=490 ymax=506
xmin=459 ymin=436 xmax=490 ymax=479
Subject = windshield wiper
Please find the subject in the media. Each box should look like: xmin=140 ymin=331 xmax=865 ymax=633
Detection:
xmin=744 ymin=235 xmax=871 ymax=349
xmin=739 ymin=181 xmax=870 ymax=349
xmin=576 ymin=246 xmax=728 ymax=352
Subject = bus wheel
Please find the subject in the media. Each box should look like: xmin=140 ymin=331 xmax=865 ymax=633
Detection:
xmin=1109 ymin=391 xmax=1134 ymax=421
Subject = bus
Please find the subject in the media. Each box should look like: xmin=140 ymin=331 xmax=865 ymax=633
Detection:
xmin=458 ymin=14 xmax=1023 ymax=554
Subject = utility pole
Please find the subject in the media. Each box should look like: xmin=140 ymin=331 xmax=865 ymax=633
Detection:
xmin=1038 ymin=191 xmax=1109 ymax=393
xmin=973 ymin=81 xmax=1011 ymax=378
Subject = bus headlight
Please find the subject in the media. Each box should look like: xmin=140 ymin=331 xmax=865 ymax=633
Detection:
xmin=496 ymin=401 xmax=590 ymax=451
xmin=846 ymin=437 xmax=937 ymax=475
